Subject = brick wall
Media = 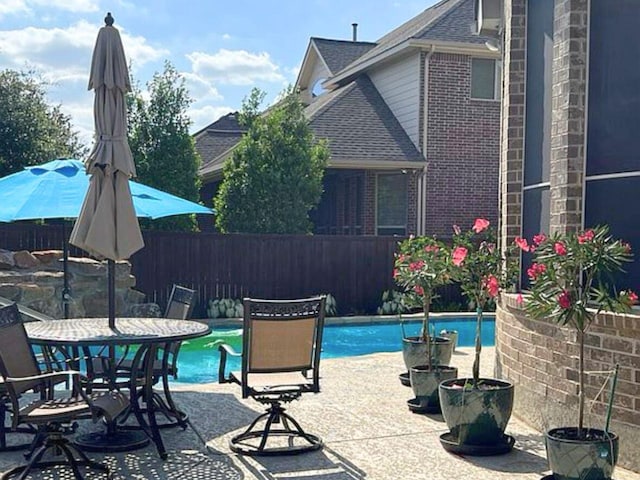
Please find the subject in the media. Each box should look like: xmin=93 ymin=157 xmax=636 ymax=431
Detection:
xmin=425 ymin=53 xmax=500 ymax=237
xmin=497 ymin=294 xmax=640 ymax=472
xmin=500 ymin=0 xmax=526 ymax=246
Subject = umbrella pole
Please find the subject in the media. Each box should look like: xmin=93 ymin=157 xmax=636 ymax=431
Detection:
xmin=62 ymin=222 xmax=70 ymax=319
xmin=108 ymin=259 xmax=115 ymax=329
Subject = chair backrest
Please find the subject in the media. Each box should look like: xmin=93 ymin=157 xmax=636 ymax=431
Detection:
xmin=164 ymin=285 xmax=196 ymax=320
xmin=0 ymin=296 xmax=55 ymax=322
xmin=0 ymin=304 xmax=42 ymax=397
xmin=241 ymin=296 xmax=326 ymax=394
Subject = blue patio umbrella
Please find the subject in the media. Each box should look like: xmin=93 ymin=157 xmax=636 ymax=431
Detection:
xmin=0 ymin=158 xmax=214 ymax=317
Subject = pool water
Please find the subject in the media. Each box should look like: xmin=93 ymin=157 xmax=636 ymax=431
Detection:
xmin=175 ymin=317 xmax=495 ymax=384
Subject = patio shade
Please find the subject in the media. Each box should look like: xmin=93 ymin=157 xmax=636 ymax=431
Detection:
xmin=0 ymin=159 xmax=214 ymax=222
xmin=70 ymin=13 xmax=143 ymax=262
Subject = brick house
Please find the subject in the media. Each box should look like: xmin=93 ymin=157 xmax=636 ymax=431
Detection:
xmin=486 ymin=0 xmax=640 ymax=471
xmin=196 ymin=0 xmax=501 ymax=237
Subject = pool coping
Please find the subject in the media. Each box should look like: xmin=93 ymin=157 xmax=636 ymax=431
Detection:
xmin=199 ymin=311 xmax=495 ymax=328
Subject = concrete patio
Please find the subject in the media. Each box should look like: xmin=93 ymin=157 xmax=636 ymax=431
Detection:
xmin=1 ymin=346 xmax=638 ymax=479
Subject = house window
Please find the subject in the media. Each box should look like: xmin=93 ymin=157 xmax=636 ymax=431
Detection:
xmin=376 ymin=173 xmax=407 ymax=235
xmin=471 ymin=58 xmax=500 ymax=100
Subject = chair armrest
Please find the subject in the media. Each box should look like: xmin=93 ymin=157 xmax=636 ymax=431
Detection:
xmin=218 ymin=343 xmax=240 ymax=384
xmin=5 ymin=369 xmax=84 ymax=383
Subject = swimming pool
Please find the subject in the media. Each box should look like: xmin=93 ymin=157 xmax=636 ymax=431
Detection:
xmin=174 ymin=315 xmax=495 ymax=384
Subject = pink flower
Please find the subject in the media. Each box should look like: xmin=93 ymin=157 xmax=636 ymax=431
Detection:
xmin=483 ymin=275 xmax=500 ymax=298
xmin=527 ymin=263 xmax=546 ymax=280
xmin=472 ymin=218 xmax=490 ymax=233
xmin=409 ymin=261 xmax=425 ymax=272
xmin=397 ymin=254 xmax=406 ymax=263
xmin=554 ymin=242 xmax=567 ymax=256
xmin=413 ymin=285 xmax=424 ymax=296
xmin=622 ymin=290 xmax=638 ymax=305
xmin=515 ymin=237 xmax=530 ymax=252
xmin=452 ymin=224 xmax=461 ymax=235
xmin=622 ymin=242 xmax=632 ymax=254
xmin=393 ymin=269 xmax=399 ymax=278
xmin=578 ymin=229 xmax=595 ymax=244
xmin=558 ymin=290 xmax=572 ymax=309
xmin=533 ymin=233 xmax=547 ymax=246
xmin=424 ymin=245 xmax=439 ymax=253
xmin=452 ymin=247 xmax=468 ymax=266
xmin=516 ymin=293 xmax=524 ymax=305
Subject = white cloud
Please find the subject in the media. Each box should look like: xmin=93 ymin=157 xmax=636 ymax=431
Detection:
xmin=0 ymin=20 xmax=168 ymax=84
xmin=222 ymin=33 xmax=231 ymax=40
xmin=29 ymin=0 xmax=99 ymax=13
xmin=187 ymin=49 xmax=285 ymax=86
xmin=182 ymin=72 xmax=223 ymax=103
xmin=0 ymin=0 xmax=28 ymax=18
xmin=189 ymin=104 xmax=235 ymax=134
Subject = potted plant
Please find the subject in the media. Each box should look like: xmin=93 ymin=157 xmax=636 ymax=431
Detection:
xmin=394 ymin=235 xmax=456 ymax=413
xmin=438 ymin=218 xmax=519 ymax=454
xmin=522 ymin=225 xmax=635 ymax=480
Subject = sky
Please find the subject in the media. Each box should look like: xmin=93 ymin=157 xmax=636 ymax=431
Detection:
xmin=0 ymin=0 xmax=439 ymax=149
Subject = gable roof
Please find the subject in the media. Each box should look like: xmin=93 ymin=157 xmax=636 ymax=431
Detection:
xmin=194 ymin=112 xmax=246 ymax=172
xmin=306 ymin=75 xmax=424 ymax=165
xmin=327 ymin=0 xmax=496 ymax=87
xmin=311 ymin=38 xmax=377 ymax=75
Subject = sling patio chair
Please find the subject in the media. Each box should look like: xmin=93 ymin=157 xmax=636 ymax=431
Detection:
xmin=113 ymin=284 xmax=197 ymax=429
xmin=218 ymin=295 xmax=326 ymax=456
xmin=0 ymin=303 xmax=128 ymax=480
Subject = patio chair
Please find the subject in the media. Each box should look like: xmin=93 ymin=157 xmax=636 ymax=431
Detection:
xmin=0 ymin=303 xmax=128 ymax=480
xmin=218 ymin=295 xmax=326 ymax=456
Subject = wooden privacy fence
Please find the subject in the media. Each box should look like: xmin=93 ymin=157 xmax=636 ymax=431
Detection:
xmin=0 ymin=223 xmax=409 ymax=316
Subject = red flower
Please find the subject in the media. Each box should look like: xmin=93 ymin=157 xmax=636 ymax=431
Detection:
xmin=622 ymin=242 xmax=632 ymax=253
xmin=452 ymin=247 xmax=468 ymax=266
xmin=393 ymin=269 xmax=399 ymax=278
xmin=515 ymin=237 xmax=530 ymax=252
xmin=629 ymin=291 xmax=638 ymax=304
xmin=578 ymin=229 xmax=595 ymax=244
xmin=558 ymin=290 xmax=572 ymax=309
xmin=409 ymin=261 xmax=425 ymax=271
xmin=472 ymin=218 xmax=490 ymax=233
xmin=452 ymin=224 xmax=461 ymax=236
xmin=424 ymin=245 xmax=439 ymax=253
xmin=397 ymin=254 xmax=406 ymax=263
xmin=516 ymin=293 xmax=524 ymax=305
xmin=413 ymin=285 xmax=424 ymax=296
xmin=554 ymin=242 xmax=567 ymax=256
xmin=527 ymin=262 xmax=546 ymax=280
xmin=533 ymin=233 xmax=547 ymax=246
xmin=483 ymin=275 xmax=500 ymax=298
xmin=622 ymin=290 xmax=638 ymax=305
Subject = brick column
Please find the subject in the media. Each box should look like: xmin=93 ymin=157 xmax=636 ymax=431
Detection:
xmin=549 ymin=0 xmax=588 ymax=234
xmin=499 ymin=0 xmax=527 ymax=247
xmin=363 ymin=171 xmax=376 ymax=235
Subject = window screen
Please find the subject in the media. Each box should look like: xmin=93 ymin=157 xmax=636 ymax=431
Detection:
xmin=471 ymin=58 xmax=496 ymax=99
xmin=376 ymin=174 xmax=407 ymax=236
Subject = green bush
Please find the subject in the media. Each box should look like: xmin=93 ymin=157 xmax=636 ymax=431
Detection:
xmin=207 ymin=298 xmax=243 ymax=319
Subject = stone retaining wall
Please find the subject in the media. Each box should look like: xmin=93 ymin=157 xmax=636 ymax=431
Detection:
xmin=0 ymin=249 xmax=160 ymax=319
xmin=496 ymin=293 xmax=640 ymax=472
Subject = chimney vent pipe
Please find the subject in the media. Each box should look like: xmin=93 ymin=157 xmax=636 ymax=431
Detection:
xmin=352 ymin=23 xmax=358 ymax=41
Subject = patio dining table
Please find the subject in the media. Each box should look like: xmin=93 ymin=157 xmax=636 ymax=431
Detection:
xmin=25 ymin=317 xmax=211 ymax=460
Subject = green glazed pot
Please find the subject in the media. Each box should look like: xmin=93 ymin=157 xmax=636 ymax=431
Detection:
xmin=438 ymin=378 xmax=514 ymax=446
xmin=546 ymin=427 xmax=618 ymax=480
xmin=402 ymin=336 xmax=453 ymax=370
xmin=409 ymin=365 xmax=458 ymax=411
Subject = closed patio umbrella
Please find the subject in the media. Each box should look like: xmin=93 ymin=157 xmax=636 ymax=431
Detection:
xmin=70 ymin=12 xmax=143 ymax=329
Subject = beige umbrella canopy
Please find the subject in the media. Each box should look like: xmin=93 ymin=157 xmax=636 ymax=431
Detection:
xmin=70 ymin=12 xmax=143 ymax=262
xmin=70 ymin=12 xmax=144 ymax=327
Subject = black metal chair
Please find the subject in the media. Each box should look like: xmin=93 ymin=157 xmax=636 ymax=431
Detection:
xmin=218 ymin=296 xmax=326 ymax=456
xmin=0 ymin=304 xmax=128 ymax=480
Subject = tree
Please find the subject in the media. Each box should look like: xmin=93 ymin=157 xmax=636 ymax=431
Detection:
xmin=0 ymin=70 xmax=86 ymax=177
xmin=214 ymin=87 xmax=328 ymax=234
xmin=127 ymin=61 xmax=202 ymax=231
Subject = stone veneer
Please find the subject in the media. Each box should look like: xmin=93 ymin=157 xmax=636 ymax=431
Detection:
xmin=496 ymin=294 xmax=640 ymax=472
xmin=0 ymin=249 xmax=160 ymax=319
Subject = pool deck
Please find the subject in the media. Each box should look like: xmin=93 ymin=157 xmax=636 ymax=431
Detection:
xmin=1 ymin=346 xmax=638 ymax=479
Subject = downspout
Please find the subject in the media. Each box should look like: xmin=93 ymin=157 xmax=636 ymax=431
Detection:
xmin=419 ymin=46 xmax=435 ymax=235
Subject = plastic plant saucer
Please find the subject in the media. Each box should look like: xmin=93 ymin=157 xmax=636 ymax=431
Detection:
xmin=399 ymin=371 xmax=411 ymax=386
xmin=407 ymin=398 xmax=441 ymax=414
xmin=439 ymin=432 xmax=515 ymax=456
